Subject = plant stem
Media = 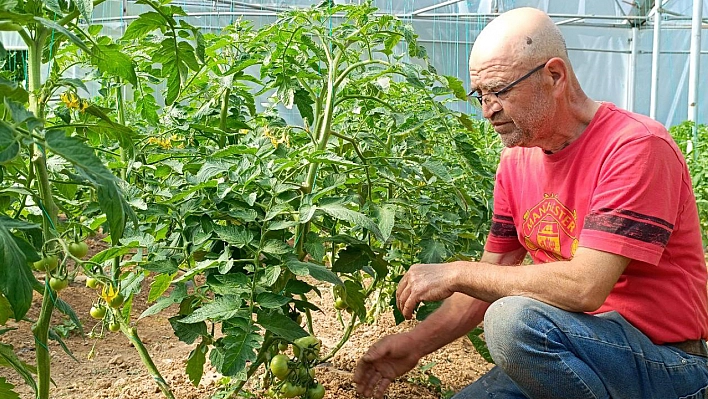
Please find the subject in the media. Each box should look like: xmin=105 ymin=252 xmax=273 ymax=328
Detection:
xmin=122 ymin=324 xmax=176 ymax=399
xmin=27 ymin=27 xmax=58 ymax=399
xmin=32 ymin=281 xmax=55 ymax=399
xmin=219 ymin=87 xmax=231 ymax=148
xmin=116 ymin=80 xmax=127 ymax=180
xmin=321 ymin=311 xmax=358 ymax=362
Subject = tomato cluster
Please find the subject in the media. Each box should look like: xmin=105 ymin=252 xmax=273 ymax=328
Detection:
xmin=267 ymin=336 xmax=325 ymax=399
xmin=31 ymin=238 xmax=92 ymax=293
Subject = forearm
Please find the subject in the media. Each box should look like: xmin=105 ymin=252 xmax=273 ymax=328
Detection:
xmin=405 ymin=293 xmax=488 ymax=359
xmin=450 ymin=248 xmax=629 ymax=312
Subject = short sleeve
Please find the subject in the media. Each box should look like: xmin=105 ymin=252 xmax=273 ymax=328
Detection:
xmin=579 ymin=136 xmax=685 ymax=265
xmin=485 ymin=163 xmax=524 ymax=253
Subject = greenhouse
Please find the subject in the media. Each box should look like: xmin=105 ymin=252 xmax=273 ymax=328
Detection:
xmin=2 ymin=1 xmax=708 ymax=399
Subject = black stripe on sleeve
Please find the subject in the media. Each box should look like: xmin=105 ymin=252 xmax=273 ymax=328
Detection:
xmin=490 ymin=221 xmax=518 ymax=238
xmin=597 ymin=207 xmax=674 ymax=230
xmin=494 ymin=214 xmax=514 ymax=223
xmin=584 ymin=213 xmax=671 ymax=247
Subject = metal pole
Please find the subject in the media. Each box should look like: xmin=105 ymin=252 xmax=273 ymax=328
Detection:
xmin=650 ymin=5 xmax=662 ymax=120
xmin=627 ymin=27 xmax=638 ymax=112
xmin=688 ymin=0 xmax=703 ymax=159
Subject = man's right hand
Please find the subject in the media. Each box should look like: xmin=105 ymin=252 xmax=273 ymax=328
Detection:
xmin=353 ymin=332 xmax=422 ymax=398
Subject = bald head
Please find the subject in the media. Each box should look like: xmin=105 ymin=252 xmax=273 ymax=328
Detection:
xmin=470 ymin=7 xmax=568 ymax=69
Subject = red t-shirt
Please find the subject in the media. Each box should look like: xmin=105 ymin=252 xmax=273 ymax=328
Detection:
xmin=485 ymin=102 xmax=708 ymax=344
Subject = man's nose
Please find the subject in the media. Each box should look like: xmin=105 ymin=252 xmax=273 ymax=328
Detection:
xmin=482 ymin=99 xmax=503 ymax=119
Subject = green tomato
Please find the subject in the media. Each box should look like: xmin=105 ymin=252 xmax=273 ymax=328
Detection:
xmin=334 ymin=298 xmax=348 ymax=310
xmin=270 ymin=354 xmax=290 ymax=380
xmin=34 ymin=255 xmax=58 ymax=272
xmin=280 ymin=381 xmax=299 ymax=398
xmin=108 ymin=322 xmax=120 ymax=332
xmin=306 ymin=383 xmax=325 ymax=399
xmin=49 ymin=277 xmax=68 ymax=291
xmin=68 ymin=241 xmax=89 ymax=258
xmin=297 ymin=366 xmax=316 ymax=382
xmin=90 ymin=305 xmax=107 ymax=319
xmin=86 ymin=276 xmax=101 ymax=289
xmin=278 ymin=342 xmax=289 ymax=352
xmin=293 ymin=336 xmax=321 ymax=361
xmin=108 ymin=293 xmax=124 ymax=308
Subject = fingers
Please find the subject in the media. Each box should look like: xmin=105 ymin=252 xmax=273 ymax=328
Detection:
xmin=354 ymin=348 xmax=381 ymax=397
xmin=396 ymin=269 xmax=419 ymax=320
xmin=354 ymin=369 xmax=390 ymax=399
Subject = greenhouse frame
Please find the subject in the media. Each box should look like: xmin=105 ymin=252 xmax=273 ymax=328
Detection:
xmin=2 ymin=0 xmax=707 ymax=128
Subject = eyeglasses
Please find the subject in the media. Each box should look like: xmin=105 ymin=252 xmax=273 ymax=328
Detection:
xmin=468 ymin=62 xmax=548 ymax=106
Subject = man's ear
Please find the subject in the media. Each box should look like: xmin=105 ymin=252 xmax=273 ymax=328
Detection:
xmin=545 ymin=57 xmax=567 ymax=91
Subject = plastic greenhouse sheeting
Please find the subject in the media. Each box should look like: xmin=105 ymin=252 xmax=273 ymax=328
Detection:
xmin=1 ymin=0 xmax=707 ymax=128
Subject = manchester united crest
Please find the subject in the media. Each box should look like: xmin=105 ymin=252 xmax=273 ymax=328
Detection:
xmin=522 ymin=194 xmax=579 ymax=261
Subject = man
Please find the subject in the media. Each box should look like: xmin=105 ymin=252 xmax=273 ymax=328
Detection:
xmin=354 ymin=7 xmax=708 ymax=399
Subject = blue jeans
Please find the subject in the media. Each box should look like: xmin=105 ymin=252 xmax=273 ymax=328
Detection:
xmin=454 ymin=296 xmax=708 ymax=399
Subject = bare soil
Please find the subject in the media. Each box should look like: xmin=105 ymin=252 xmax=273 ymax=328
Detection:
xmin=2 ymin=238 xmax=492 ymax=399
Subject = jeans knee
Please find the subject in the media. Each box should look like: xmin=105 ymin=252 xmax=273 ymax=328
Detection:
xmin=484 ymin=296 xmax=550 ymax=366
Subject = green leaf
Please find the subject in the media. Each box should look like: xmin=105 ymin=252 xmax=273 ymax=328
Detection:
xmin=0 ymin=294 xmax=11 ymax=325
xmin=299 ymin=204 xmax=316 ymax=223
xmin=0 ymin=377 xmax=19 ymax=399
xmin=0 ymin=77 xmax=27 ymax=103
xmin=255 ymin=292 xmax=290 ymax=309
xmin=318 ymin=203 xmax=383 ymax=241
xmin=0 ymin=222 xmax=34 ymax=321
xmin=416 ymin=300 xmax=442 ymax=321
xmin=213 ymin=225 xmax=254 ymax=248
xmin=332 ymin=246 xmax=370 ymax=273
xmin=186 ymin=341 xmax=207 ymax=387
xmin=0 ymin=121 xmax=18 ymax=165
xmin=74 ymin=0 xmax=93 ymax=22
xmin=267 ymin=220 xmax=297 ymax=231
xmin=210 ymin=328 xmax=262 ymax=378
xmin=260 ymin=240 xmax=292 ymax=256
xmin=148 ymin=273 xmax=175 ymax=302
xmin=122 ymin=12 xmax=165 ymax=41
xmin=168 ymin=315 xmax=206 ymax=344
xmin=0 ymin=0 xmax=20 ymax=11
xmin=443 ymin=75 xmax=468 ymax=101
xmin=418 ymin=238 xmax=449 ymax=264
xmin=343 ymin=280 xmax=366 ymax=319
xmin=179 ymin=296 xmax=244 ymax=323
xmin=140 ymin=284 xmax=187 ymax=319
xmin=293 ymin=88 xmax=313 ymax=125
xmin=0 ymin=343 xmax=36 ymax=395
xmin=4 ymin=99 xmax=35 ymax=126
xmin=88 ymin=246 xmax=136 ymax=265
xmin=54 ymin=297 xmax=84 ymax=336
xmin=467 ymin=327 xmax=494 ymax=364
xmin=376 ymin=204 xmax=396 ymax=242
xmin=255 ymin=309 xmax=308 ymax=341
xmin=91 ymin=44 xmax=137 ymax=86
xmin=46 ymin=130 xmax=135 ymax=244
xmin=286 ymin=259 xmax=342 ymax=285
xmin=163 ymin=61 xmax=180 ymax=106
xmin=33 ymin=16 xmax=91 ymax=54
xmin=422 ymin=159 xmax=452 ymax=183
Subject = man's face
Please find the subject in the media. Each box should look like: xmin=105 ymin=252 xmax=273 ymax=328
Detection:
xmin=469 ymin=61 xmax=551 ymax=148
